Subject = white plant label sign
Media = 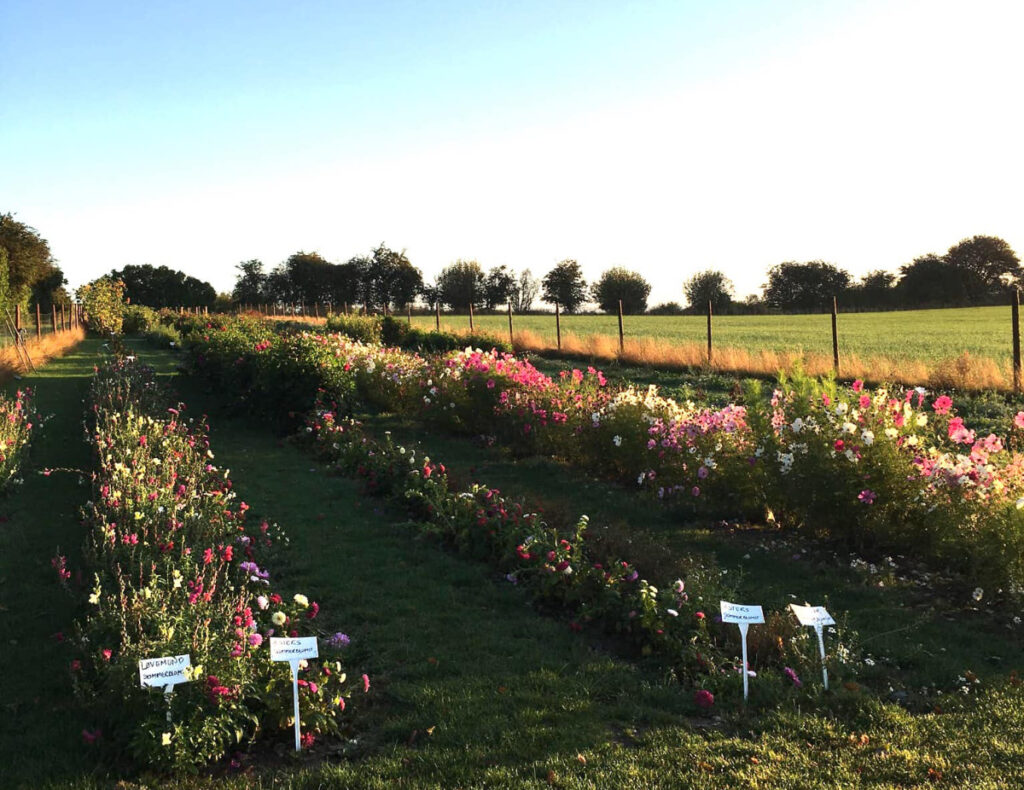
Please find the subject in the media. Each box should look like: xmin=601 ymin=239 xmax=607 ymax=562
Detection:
xmin=270 ymin=637 xmax=319 ymax=751
xmin=139 ymin=654 xmax=191 ymax=722
xmin=720 ymin=602 xmax=764 ymax=701
xmin=790 ymin=604 xmax=834 ymax=690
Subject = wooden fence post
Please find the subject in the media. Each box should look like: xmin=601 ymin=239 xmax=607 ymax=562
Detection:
xmin=555 ymin=302 xmax=561 ymax=350
xmin=14 ymin=305 xmax=21 ymax=334
xmin=469 ymin=303 xmax=475 ymax=332
xmin=1013 ymin=289 xmax=1021 ymax=393
xmin=61 ymin=303 xmax=66 ymax=331
xmin=831 ymin=296 xmax=840 ymax=375
xmin=507 ymin=302 xmax=514 ymax=346
xmin=35 ymin=304 xmax=41 ymax=338
xmin=617 ymin=300 xmax=624 ymax=353
xmin=407 ymin=304 xmax=412 ymax=326
xmin=51 ymin=306 xmax=57 ymax=333
xmin=707 ymin=300 xmax=713 ymax=364
xmin=435 ymin=302 xmax=440 ymax=331
xmin=314 ymin=303 xmax=320 ymax=319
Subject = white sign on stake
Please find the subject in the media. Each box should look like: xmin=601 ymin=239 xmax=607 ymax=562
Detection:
xmin=720 ymin=602 xmax=764 ymax=701
xmin=790 ymin=604 xmax=835 ymax=690
xmin=270 ymin=637 xmax=319 ymax=751
xmin=139 ymin=654 xmax=191 ymax=723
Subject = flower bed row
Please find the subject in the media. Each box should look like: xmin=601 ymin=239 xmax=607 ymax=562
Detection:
xmin=55 ymin=354 xmax=364 ymax=771
xmin=0 ymin=387 xmax=34 ymax=493
xmin=179 ymin=316 xmax=1024 ymax=596
xmin=299 ymin=392 xmax=850 ymax=703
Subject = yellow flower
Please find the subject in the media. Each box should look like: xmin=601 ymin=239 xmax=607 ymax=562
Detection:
xmin=162 ymin=732 xmax=172 ymax=747
xmin=272 ymin=611 xmax=287 ymax=626
xmin=294 ymin=594 xmax=309 ymax=607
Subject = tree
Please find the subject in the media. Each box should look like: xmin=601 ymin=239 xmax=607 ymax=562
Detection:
xmin=436 ymin=260 xmax=485 ymax=310
xmin=512 ymin=268 xmax=539 ymax=313
xmin=944 ymin=235 xmax=1021 ymax=297
xmin=683 ymin=270 xmax=734 ymax=312
xmin=233 ymin=259 xmax=267 ymax=305
xmin=541 ymin=259 xmax=588 ymax=312
xmin=0 ymin=212 xmax=67 ymax=309
xmin=78 ymin=276 xmax=126 ymax=335
xmin=111 ymin=264 xmax=216 ymax=308
xmin=592 ymin=267 xmax=651 ymax=313
xmin=762 ymin=261 xmax=851 ymax=312
xmin=895 ymin=254 xmax=983 ymax=307
xmin=367 ymin=244 xmax=422 ymax=312
xmin=483 ymin=265 xmax=516 ymax=309
xmin=845 ymin=269 xmax=896 ymax=310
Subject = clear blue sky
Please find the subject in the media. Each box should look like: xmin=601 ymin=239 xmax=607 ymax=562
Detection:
xmin=3 ymin=1 xmax=1023 ymax=303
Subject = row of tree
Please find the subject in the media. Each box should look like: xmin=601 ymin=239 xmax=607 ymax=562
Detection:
xmin=0 ymin=213 xmax=71 ymax=317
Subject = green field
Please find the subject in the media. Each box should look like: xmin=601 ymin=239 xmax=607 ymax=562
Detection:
xmin=412 ymin=306 xmax=1014 ymax=364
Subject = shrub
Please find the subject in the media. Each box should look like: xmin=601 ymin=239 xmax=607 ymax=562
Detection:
xmin=122 ymin=304 xmax=160 ymax=334
xmin=78 ymin=276 xmax=126 ymax=335
xmin=324 ymin=313 xmax=382 ymax=344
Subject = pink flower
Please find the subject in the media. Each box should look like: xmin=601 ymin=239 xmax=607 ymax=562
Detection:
xmin=695 ymin=611 xmax=705 ymax=620
xmin=101 ymin=649 xmax=112 ymax=661
xmin=307 ymin=601 xmax=320 ymax=619
xmin=248 ymin=633 xmax=263 ymax=647
xmin=858 ymin=489 xmax=876 ymax=505
xmin=691 ymin=486 xmax=700 ymax=497
xmin=362 ymin=673 xmax=371 ymax=693
xmin=338 ymin=696 xmax=346 ymax=711
xmin=1014 ymin=411 xmax=1024 ymax=430
xmin=932 ymin=395 xmax=953 ymax=415
xmin=300 ymin=732 xmax=315 ymax=748
xmin=694 ymin=689 xmax=714 ymax=709
xmin=81 ymin=728 xmax=102 ymax=744
xmin=852 ymin=380 xmax=864 ymax=392
xmin=784 ymin=666 xmax=802 ymax=687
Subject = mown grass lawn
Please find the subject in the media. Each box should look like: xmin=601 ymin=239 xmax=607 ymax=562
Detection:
xmin=2 ymin=339 xmax=1024 ymax=788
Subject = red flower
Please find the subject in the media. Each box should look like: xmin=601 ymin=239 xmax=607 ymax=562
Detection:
xmin=695 ymin=612 xmax=705 ymax=620
xmin=694 ymin=689 xmax=714 ymax=710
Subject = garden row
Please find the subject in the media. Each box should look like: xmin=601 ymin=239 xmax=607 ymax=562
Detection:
xmin=0 ymin=387 xmax=34 ymax=491
xmin=178 ymin=315 xmax=865 ymax=702
xmin=178 ymin=315 xmax=1024 ymax=598
xmin=53 ymin=350 xmax=365 ymax=772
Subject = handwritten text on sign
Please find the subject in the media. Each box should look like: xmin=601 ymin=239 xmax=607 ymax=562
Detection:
xmin=270 ymin=636 xmax=319 ymax=662
xmin=790 ymin=604 xmax=835 ymax=627
xmin=139 ymin=654 xmax=191 ymax=688
xmin=720 ymin=601 xmax=765 ymax=624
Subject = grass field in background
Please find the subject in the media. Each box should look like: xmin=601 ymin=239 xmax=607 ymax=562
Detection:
xmin=412 ymin=306 xmax=1012 ymax=362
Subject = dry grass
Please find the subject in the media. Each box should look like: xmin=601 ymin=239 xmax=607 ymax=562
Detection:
xmin=262 ymin=314 xmax=328 ymax=325
xmin=0 ymin=328 xmax=86 ymax=384
xmin=511 ymin=328 xmax=1012 ymax=391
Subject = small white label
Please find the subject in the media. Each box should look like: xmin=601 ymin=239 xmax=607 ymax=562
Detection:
xmin=270 ymin=636 xmax=319 ymax=661
xmin=139 ymin=654 xmax=191 ymax=688
xmin=790 ymin=604 xmax=835 ymax=627
xmin=720 ymin=601 xmax=765 ymax=624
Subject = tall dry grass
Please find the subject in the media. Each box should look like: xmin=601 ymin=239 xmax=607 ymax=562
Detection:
xmin=512 ymin=328 xmax=1010 ymax=391
xmin=0 ymin=328 xmax=86 ymax=383
xmin=255 ymin=314 xmax=1010 ymax=391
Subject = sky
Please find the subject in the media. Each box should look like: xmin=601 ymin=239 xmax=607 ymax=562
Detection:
xmin=2 ymin=0 xmax=1023 ymax=305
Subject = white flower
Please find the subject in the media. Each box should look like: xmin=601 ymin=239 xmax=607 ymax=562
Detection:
xmin=666 ymin=608 xmax=678 ymax=617
xmin=294 ymin=593 xmax=309 ymax=607
xmin=613 ymin=435 xmax=622 ymax=447
xmin=257 ymin=595 xmax=269 ymax=610
xmin=1015 ymin=497 xmax=1024 ymax=510
xmin=637 ymin=473 xmax=645 ymax=485
xmin=972 ymin=587 xmax=984 ymax=602
xmin=791 ymin=417 xmax=804 ymax=433
xmin=916 ymin=414 xmax=928 ymax=427
xmin=861 ymin=430 xmax=875 ymax=446
xmin=272 ymin=611 xmax=287 ymax=626
xmin=885 ymin=427 xmax=899 ymax=439
xmin=843 ymin=421 xmax=857 ymax=435
xmin=835 ymin=402 xmax=849 ymax=416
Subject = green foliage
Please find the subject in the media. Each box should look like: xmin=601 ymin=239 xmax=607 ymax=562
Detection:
xmin=542 ymin=259 xmax=588 ymax=312
xmin=435 ymin=259 xmax=485 ymax=310
xmin=121 ymin=304 xmax=160 ymax=334
xmin=112 ymin=264 xmax=216 ymax=309
xmin=592 ymin=267 xmax=651 ymax=314
xmin=380 ymin=316 xmax=512 ymax=354
xmin=683 ymin=269 xmax=734 ymax=311
xmin=763 ymin=261 xmax=851 ymax=312
xmin=324 ymin=313 xmax=383 ymax=344
xmin=77 ymin=276 xmax=126 ymax=335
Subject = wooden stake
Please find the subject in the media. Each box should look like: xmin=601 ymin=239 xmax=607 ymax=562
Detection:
xmin=707 ymin=299 xmax=713 ymax=365
xmin=831 ymin=296 xmax=840 ymax=375
xmin=617 ymin=299 xmax=624 ymax=353
xmin=35 ymin=303 xmax=41 ymax=338
xmin=555 ymin=302 xmax=561 ymax=350
xmin=507 ymin=302 xmax=514 ymax=346
xmin=1013 ymin=289 xmax=1021 ymax=393
xmin=469 ymin=302 xmax=474 ymax=332
xmin=435 ymin=301 xmax=440 ymax=331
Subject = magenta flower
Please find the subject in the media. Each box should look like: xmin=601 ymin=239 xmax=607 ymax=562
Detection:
xmin=784 ymin=666 xmax=802 ymax=687
xmin=858 ymin=489 xmax=876 ymax=505
xmin=932 ymin=395 xmax=953 ymax=415
xmin=694 ymin=689 xmax=714 ymax=709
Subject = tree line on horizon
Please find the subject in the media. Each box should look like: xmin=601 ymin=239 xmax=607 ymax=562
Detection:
xmin=5 ymin=211 xmax=1021 ymax=316
xmin=227 ymin=234 xmax=1022 ymax=316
